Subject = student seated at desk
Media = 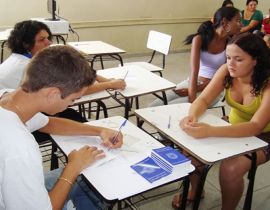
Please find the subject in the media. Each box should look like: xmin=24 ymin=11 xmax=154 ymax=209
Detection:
xmin=173 ymin=33 xmax=270 ymax=210
xmin=0 ymin=46 xmax=123 ymax=210
xmin=84 ymin=75 xmax=126 ymax=94
xmin=149 ymin=7 xmax=241 ymax=107
xmin=0 ymin=20 xmax=126 ymax=103
xmin=0 ymin=20 xmax=126 ymax=142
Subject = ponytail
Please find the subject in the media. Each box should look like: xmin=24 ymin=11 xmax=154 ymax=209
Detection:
xmin=184 ymin=20 xmax=215 ymax=51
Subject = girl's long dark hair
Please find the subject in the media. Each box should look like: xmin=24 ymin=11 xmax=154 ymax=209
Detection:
xmin=224 ymin=33 xmax=270 ymax=95
xmin=184 ymin=7 xmax=239 ymax=51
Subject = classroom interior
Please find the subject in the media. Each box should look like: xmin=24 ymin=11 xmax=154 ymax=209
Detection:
xmin=1 ymin=0 xmax=270 ymax=209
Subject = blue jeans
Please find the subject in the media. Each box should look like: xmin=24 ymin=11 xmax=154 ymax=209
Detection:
xmin=45 ymin=168 xmax=108 ymax=210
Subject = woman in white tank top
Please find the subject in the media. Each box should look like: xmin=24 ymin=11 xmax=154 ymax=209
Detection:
xmin=149 ymin=7 xmax=242 ymax=108
xmin=166 ymin=7 xmax=242 ymax=209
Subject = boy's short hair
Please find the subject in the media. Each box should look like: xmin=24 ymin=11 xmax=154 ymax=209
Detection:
xmin=21 ymin=45 xmax=96 ymax=98
xmin=8 ymin=20 xmax=52 ymax=54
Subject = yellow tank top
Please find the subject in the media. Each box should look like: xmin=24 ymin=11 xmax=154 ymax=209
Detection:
xmin=225 ymin=87 xmax=270 ymax=132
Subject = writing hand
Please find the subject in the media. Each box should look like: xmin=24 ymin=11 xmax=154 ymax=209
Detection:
xmin=100 ymin=127 xmax=123 ymax=149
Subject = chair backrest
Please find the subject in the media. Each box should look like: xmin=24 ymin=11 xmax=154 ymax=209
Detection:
xmin=146 ymin=30 xmax=172 ymax=55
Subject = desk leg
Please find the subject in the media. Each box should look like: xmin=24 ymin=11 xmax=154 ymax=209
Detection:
xmin=162 ymin=91 xmax=168 ymax=105
xmin=243 ymin=152 xmax=257 ymax=210
xmin=50 ymin=141 xmax=59 ymax=170
xmin=99 ymin=55 xmax=104 ymax=69
xmin=91 ymin=55 xmax=99 ymax=70
xmin=192 ymin=164 xmax=212 ymax=210
xmin=180 ymin=176 xmax=190 ymax=210
xmin=124 ymin=98 xmax=131 ymax=119
xmin=96 ymin=100 xmax=108 ymax=119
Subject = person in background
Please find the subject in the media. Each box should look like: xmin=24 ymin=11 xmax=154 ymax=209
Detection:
xmin=240 ymin=0 xmax=263 ymax=33
xmin=150 ymin=7 xmax=241 ymax=108
xmin=179 ymin=33 xmax=270 ymax=210
xmin=0 ymin=20 xmax=126 ymax=98
xmin=262 ymin=8 xmax=270 ymax=35
xmin=222 ymin=0 xmax=234 ymax=7
xmin=0 ymin=20 xmax=52 ymax=89
xmin=85 ymin=75 xmax=126 ymax=95
xmin=0 ymin=45 xmax=123 ymax=210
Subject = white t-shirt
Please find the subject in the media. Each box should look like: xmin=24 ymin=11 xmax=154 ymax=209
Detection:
xmin=0 ymin=90 xmax=52 ymax=210
xmin=0 ymin=53 xmax=30 ymax=89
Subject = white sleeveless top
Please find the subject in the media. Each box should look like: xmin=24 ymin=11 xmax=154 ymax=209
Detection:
xmin=198 ymin=50 xmax=226 ymax=79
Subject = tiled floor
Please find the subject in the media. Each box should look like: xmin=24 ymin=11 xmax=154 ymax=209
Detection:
xmin=43 ymin=51 xmax=270 ymax=210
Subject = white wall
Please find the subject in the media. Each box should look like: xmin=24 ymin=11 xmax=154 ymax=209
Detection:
xmin=0 ymin=0 xmax=269 ymax=54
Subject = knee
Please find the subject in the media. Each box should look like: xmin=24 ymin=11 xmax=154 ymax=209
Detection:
xmin=220 ymin=160 xmax=243 ymax=182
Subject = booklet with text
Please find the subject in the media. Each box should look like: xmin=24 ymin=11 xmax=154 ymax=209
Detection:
xmin=131 ymin=146 xmax=191 ymax=183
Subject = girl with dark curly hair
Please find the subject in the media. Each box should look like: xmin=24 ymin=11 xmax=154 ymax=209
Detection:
xmin=179 ymin=33 xmax=270 ymax=210
xmin=0 ymin=20 xmax=52 ymax=89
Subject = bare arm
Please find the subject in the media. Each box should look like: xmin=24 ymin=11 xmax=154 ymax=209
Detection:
xmin=188 ymin=35 xmax=202 ymax=102
xmin=182 ymin=75 xmax=270 ymax=139
xmin=240 ymin=19 xmax=260 ymax=33
xmin=39 ymin=117 xmax=123 ymax=148
xmin=84 ymin=76 xmax=126 ymax=95
xmin=49 ymin=146 xmax=105 ymax=210
xmin=190 ymin=64 xmax=228 ymax=118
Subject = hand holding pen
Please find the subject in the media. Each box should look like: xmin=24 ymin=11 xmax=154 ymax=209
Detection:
xmin=109 ymin=119 xmax=127 ymax=148
xmin=123 ymin=70 xmax=129 ymax=81
xmin=100 ymin=119 xmax=126 ymax=149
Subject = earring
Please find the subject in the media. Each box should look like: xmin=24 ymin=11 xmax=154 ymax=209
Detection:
xmin=225 ymin=24 xmax=231 ymax=33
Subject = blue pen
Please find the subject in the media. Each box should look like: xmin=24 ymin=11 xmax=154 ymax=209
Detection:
xmin=123 ymin=70 xmax=129 ymax=80
xmin=111 ymin=119 xmax=127 ymax=145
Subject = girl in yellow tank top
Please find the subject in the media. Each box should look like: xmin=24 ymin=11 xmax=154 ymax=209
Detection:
xmin=178 ymin=33 xmax=270 ymax=210
xmin=225 ymin=86 xmax=270 ymax=132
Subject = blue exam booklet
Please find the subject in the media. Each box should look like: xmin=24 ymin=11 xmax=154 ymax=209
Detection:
xmin=130 ymin=157 xmax=170 ymax=183
xmin=131 ymin=146 xmax=191 ymax=183
xmin=151 ymin=146 xmax=191 ymax=173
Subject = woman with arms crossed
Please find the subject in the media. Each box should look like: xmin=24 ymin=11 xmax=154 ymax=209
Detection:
xmin=180 ymin=33 xmax=270 ymax=210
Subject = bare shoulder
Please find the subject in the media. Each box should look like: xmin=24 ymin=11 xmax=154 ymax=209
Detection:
xmin=192 ymin=35 xmax=202 ymax=44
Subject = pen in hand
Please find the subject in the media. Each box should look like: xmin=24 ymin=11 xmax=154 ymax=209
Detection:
xmin=123 ymin=70 xmax=129 ymax=81
xmin=111 ymin=119 xmax=127 ymax=146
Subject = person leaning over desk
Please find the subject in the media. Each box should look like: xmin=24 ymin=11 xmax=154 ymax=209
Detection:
xmin=0 ymin=46 xmax=123 ymax=210
xmin=0 ymin=20 xmax=126 ymax=106
xmin=0 ymin=20 xmax=126 ymax=143
xmin=150 ymin=7 xmax=241 ymax=108
xmin=179 ymin=33 xmax=270 ymax=210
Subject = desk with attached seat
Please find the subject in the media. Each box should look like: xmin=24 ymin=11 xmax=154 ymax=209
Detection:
xmin=134 ymin=103 xmax=268 ymax=210
xmin=52 ymin=116 xmax=194 ymax=210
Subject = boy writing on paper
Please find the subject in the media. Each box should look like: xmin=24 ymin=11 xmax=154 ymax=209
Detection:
xmin=0 ymin=46 xmax=123 ymax=210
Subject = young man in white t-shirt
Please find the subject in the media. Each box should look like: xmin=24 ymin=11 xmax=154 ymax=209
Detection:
xmin=0 ymin=46 xmax=123 ymax=210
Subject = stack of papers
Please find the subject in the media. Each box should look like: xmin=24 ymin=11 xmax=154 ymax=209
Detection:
xmin=151 ymin=146 xmax=191 ymax=173
xmin=131 ymin=146 xmax=191 ymax=183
